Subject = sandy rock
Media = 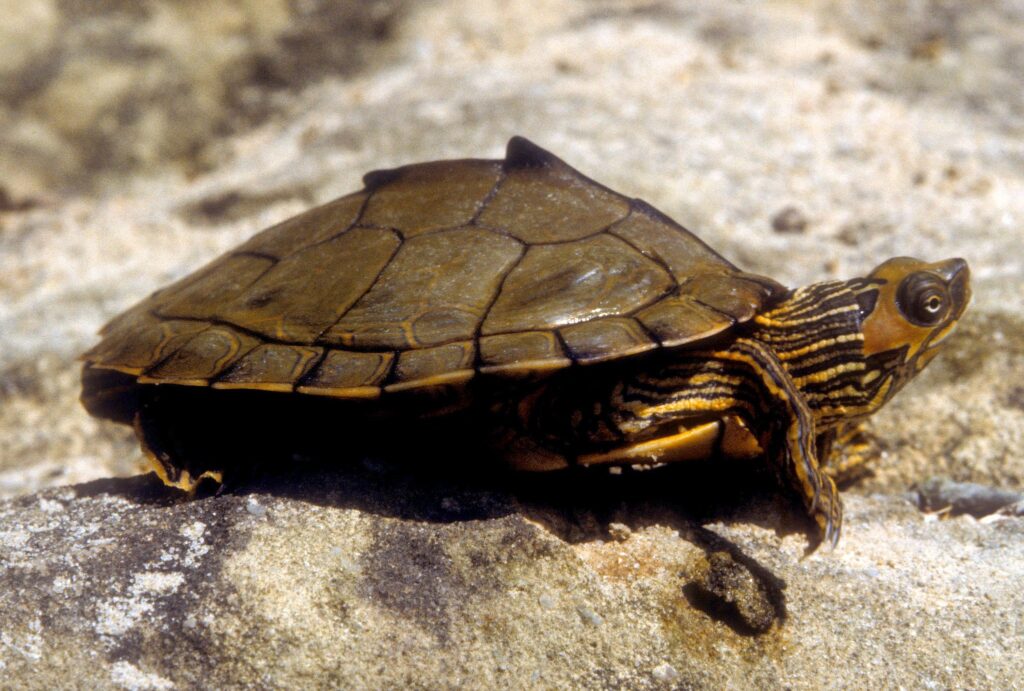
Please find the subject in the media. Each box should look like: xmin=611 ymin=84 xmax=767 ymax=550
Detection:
xmin=0 ymin=0 xmax=405 ymax=202
xmin=0 ymin=473 xmax=1021 ymax=688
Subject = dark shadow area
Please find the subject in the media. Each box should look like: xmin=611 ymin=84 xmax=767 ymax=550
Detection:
xmin=71 ymin=447 xmax=802 ymax=633
xmin=76 ymin=382 xmax=822 ymax=633
xmin=680 ymin=526 xmax=788 ymax=635
xmin=72 ymin=473 xmax=183 ymax=506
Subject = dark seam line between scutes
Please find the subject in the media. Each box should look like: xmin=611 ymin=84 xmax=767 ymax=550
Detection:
xmin=310 ymin=228 xmax=405 ymax=345
xmin=691 ymin=297 xmax=741 ymax=325
xmin=232 ymin=250 xmax=281 ymax=264
xmin=292 ymin=348 xmax=331 ymax=391
xmin=630 ymin=317 xmax=664 ymax=347
xmin=138 ymin=324 xmax=214 ymax=379
xmin=552 ymin=330 xmax=577 ymax=366
xmin=271 ymin=192 xmax=375 ymax=261
xmin=474 ymin=245 xmax=529 ymax=370
xmin=469 ymin=168 xmax=508 ymax=225
xmin=378 ymin=350 xmax=401 ymax=390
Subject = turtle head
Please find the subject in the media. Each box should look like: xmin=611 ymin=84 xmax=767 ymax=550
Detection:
xmin=856 ymin=256 xmax=970 ymax=406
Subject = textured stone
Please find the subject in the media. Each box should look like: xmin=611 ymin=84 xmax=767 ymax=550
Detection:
xmin=0 ymin=474 xmax=1021 ymax=688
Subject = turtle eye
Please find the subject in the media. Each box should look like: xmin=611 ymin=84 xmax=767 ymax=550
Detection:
xmin=897 ymin=273 xmax=949 ymax=326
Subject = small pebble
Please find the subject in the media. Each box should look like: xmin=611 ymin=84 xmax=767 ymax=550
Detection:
xmin=771 ymin=205 xmax=809 ymax=234
xmin=245 ymin=497 xmax=267 ymax=517
xmin=607 ymin=522 xmax=632 ymax=542
xmin=575 ymin=604 xmax=603 ymax=627
xmin=652 ymin=662 xmax=679 ymax=682
xmin=538 ymin=594 xmax=556 ymax=610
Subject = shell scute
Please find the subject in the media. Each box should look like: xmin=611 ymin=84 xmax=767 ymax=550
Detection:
xmin=216 ymin=226 xmax=401 ymax=342
xmin=85 ymin=315 xmax=209 ymax=375
xmin=155 ymin=254 xmax=274 ymax=321
xmin=560 ymin=317 xmax=657 ymax=364
xmin=213 ymin=343 xmax=323 ymax=391
xmin=139 ymin=326 xmax=262 ymax=385
xmin=476 ymin=144 xmax=630 ymax=244
xmin=482 ymin=234 xmax=674 ymax=335
xmin=235 ymin=192 xmax=366 ymax=259
xmin=322 ymin=227 xmax=523 ymax=349
xmin=360 ymin=160 xmax=501 ymax=237
xmin=634 ymin=295 xmax=732 ymax=348
xmin=296 ymin=350 xmax=393 ymax=398
xmin=684 ymin=273 xmax=775 ymax=322
xmin=611 ymin=202 xmax=736 ymax=282
xmin=478 ymin=331 xmax=569 ymax=374
xmin=388 ymin=341 xmax=476 ymax=391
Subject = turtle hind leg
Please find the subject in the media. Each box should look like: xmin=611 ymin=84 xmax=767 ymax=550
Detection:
xmin=133 ymin=386 xmax=240 ymax=493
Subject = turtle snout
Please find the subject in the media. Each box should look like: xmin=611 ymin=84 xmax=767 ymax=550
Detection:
xmin=940 ymin=258 xmax=971 ymax=314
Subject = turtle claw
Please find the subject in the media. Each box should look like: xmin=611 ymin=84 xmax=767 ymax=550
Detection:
xmin=808 ymin=475 xmax=843 ymax=552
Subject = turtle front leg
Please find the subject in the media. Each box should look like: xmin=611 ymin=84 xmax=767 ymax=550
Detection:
xmin=820 ymin=422 xmax=877 ymax=488
xmin=717 ymin=339 xmax=842 ymax=548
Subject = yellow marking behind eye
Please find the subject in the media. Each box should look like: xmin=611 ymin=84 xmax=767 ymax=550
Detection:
xmin=756 ymin=303 xmax=859 ymax=328
xmin=777 ymin=333 xmax=862 ymax=361
xmin=793 ymin=361 xmax=862 ymax=387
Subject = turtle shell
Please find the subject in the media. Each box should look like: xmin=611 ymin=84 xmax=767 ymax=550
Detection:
xmin=82 ymin=137 xmax=784 ymax=405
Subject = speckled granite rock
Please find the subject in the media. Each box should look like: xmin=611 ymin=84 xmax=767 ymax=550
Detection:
xmin=2 ymin=0 xmax=1023 ymax=686
xmin=1 ymin=470 xmax=1021 ymax=688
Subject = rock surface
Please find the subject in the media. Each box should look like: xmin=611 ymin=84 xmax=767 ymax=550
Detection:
xmin=2 ymin=469 xmax=1022 ymax=689
xmin=2 ymin=0 xmax=1023 ymax=687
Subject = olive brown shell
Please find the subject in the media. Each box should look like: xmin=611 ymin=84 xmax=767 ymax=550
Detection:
xmin=82 ymin=137 xmax=784 ymax=403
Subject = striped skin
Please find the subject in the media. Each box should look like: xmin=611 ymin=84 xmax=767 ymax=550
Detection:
xmin=516 ymin=277 xmax=932 ymax=547
xmin=604 ymin=280 xmax=879 ymax=546
xmin=526 ymin=257 xmax=968 ymax=549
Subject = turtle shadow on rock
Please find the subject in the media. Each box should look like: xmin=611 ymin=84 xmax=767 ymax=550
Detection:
xmin=239 ymin=448 xmax=794 ymax=635
xmin=73 ymin=441 xmax=795 ymax=634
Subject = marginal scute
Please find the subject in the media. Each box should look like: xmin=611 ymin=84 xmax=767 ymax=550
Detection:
xmin=323 ymin=227 xmax=523 ymax=349
xmin=234 ymin=193 xmax=366 ymax=259
xmin=635 ymin=295 xmax=732 ymax=348
xmin=482 ymin=234 xmax=673 ymax=335
xmin=83 ymin=315 xmax=209 ymax=375
xmin=213 ymin=343 xmax=323 ymax=391
xmin=216 ymin=227 xmax=401 ymax=342
xmin=140 ymin=326 xmax=261 ymax=385
xmin=479 ymin=331 xmax=570 ymax=374
xmin=560 ymin=317 xmax=657 ymax=364
xmin=387 ymin=341 xmax=476 ymax=391
xmin=297 ymin=350 xmax=393 ymax=398
xmin=155 ymin=254 xmax=275 ymax=321
xmin=476 ymin=147 xmax=630 ymax=243
xmin=360 ymin=160 xmax=501 ymax=237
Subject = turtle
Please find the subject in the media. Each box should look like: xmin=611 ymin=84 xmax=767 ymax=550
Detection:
xmin=80 ymin=136 xmax=971 ymax=547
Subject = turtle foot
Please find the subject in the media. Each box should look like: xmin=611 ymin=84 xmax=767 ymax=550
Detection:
xmin=806 ymin=475 xmax=843 ymax=553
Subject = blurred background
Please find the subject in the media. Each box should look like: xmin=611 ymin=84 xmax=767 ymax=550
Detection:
xmin=2 ymin=0 xmax=1023 ymax=497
